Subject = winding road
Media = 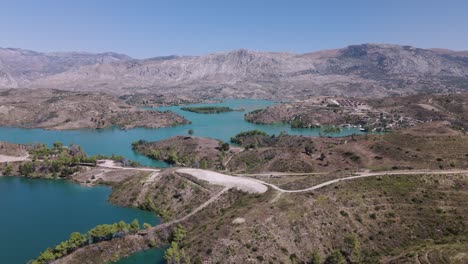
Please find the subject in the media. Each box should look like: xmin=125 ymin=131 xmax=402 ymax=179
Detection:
xmin=95 ymin=160 xmax=468 ymax=194
xmin=256 ymin=169 xmax=468 ymax=193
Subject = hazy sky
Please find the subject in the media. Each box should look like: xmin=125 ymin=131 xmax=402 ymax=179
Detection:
xmin=1 ymin=0 xmax=467 ymax=58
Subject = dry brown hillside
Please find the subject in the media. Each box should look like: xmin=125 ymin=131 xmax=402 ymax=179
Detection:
xmin=0 ymin=89 xmax=188 ymax=130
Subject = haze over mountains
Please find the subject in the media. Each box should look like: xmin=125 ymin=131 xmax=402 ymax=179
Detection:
xmin=1 ymin=44 xmax=468 ymax=99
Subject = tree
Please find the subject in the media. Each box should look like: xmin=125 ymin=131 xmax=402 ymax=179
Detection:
xmin=35 ymin=248 xmax=56 ymax=264
xmin=3 ymin=164 xmax=13 ymax=175
xmin=117 ymin=221 xmax=130 ymax=232
xmin=164 ymin=242 xmax=190 ymax=264
xmin=68 ymin=232 xmax=87 ymax=248
xmin=53 ymin=142 xmax=64 ymax=149
xmin=166 ymin=151 xmax=179 ymax=165
xmin=199 ymin=159 xmax=208 ymax=169
xmin=19 ymin=161 xmax=34 ymax=176
xmin=218 ymin=141 xmax=230 ymax=151
xmin=130 ymin=219 xmax=140 ymax=232
xmin=173 ymin=225 xmax=187 ymax=245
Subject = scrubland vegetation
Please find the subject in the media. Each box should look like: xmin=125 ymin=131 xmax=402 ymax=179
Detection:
xmin=31 ymin=220 xmax=141 ymax=264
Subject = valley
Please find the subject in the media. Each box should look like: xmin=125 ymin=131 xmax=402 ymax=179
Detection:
xmin=0 ymin=45 xmax=467 ymax=264
xmin=0 ymin=100 xmax=467 ymax=263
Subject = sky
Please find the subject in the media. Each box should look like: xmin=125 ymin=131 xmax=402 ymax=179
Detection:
xmin=0 ymin=0 xmax=467 ymax=58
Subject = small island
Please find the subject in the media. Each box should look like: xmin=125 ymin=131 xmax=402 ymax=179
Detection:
xmin=180 ymin=106 xmax=236 ymax=114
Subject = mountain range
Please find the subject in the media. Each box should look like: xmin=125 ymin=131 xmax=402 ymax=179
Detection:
xmin=1 ymin=44 xmax=468 ymax=99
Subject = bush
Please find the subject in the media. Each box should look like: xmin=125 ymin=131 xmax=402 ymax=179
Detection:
xmin=218 ymin=141 xmax=230 ymax=151
xmin=166 ymin=151 xmax=179 ymax=164
xmin=310 ymin=251 xmax=321 ymax=264
xmin=325 ymin=250 xmax=346 ymax=264
xmin=343 ymin=151 xmax=361 ymax=162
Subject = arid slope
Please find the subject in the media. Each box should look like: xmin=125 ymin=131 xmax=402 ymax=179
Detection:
xmin=0 ymin=89 xmax=189 ymax=130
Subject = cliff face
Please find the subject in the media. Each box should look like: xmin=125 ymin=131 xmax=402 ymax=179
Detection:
xmin=1 ymin=44 xmax=468 ymax=98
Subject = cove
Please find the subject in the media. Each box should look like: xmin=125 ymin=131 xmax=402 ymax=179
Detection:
xmin=0 ymin=176 xmax=161 ymax=264
xmin=0 ymin=99 xmax=364 ymax=167
xmin=114 ymin=248 xmax=166 ymax=264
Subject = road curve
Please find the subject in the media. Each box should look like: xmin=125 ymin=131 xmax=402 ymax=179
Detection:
xmin=96 ymin=160 xmax=468 ymax=194
xmin=257 ymin=170 xmax=468 ymax=193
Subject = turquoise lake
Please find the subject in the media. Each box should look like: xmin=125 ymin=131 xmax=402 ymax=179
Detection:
xmin=114 ymin=248 xmax=166 ymax=264
xmin=0 ymin=176 xmax=162 ymax=264
xmin=0 ymin=99 xmax=363 ymax=167
xmin=0 ymin=99 xmax=364 ymax=263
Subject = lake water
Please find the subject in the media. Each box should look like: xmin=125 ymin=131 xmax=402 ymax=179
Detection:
xmin=0 ymin=177 xmax=161 ymax=264
xmin=0 ymin=99 xmax=364 ymax=263
xmin=0 ymin=99 xmax=363 ymax=167
xmin=115 ymin=248 xmax=166 ymax=264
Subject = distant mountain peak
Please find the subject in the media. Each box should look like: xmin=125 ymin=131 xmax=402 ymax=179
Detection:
xmin=0 ymin=44 xmax=467 ymax=98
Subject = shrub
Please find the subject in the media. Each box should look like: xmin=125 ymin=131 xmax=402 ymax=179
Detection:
xmin=19 ymin=161 xmax=34 ymax=176
xmin=326 ymin=250 xmax=346 ymax=264
xmin=310 ymin=251 xmax=321 ymax=264
xmin=218 ymin=141 xmax=230 ymax=151
xmin=166 ymin=151 xmax=179 ymax=164
xmin=3 ymin=164 xmax=13 ymax=175
xmin=342 ymin=151 xmax=361 ymax=162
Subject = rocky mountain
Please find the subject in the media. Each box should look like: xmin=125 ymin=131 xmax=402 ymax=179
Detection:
xmin=0 ymin=48 xmax=132 ymax=88
xmin=1 ymin=44 xmax=468 ymax=98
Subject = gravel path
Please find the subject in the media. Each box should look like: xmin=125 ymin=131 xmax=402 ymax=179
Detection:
xmin=177 ymin=168 xmax=268 ymax=194
xmin=97 ymin=159 xmax=160 ymax=172
xmin=0 ymin=154 xmax=29 ymax=163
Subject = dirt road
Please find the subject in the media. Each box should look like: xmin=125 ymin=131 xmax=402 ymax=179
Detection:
xmin=0 ymin=154 xmax=29 ymax=163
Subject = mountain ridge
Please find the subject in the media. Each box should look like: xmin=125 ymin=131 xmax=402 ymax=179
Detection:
xmin=1 ymin=43 xmax=468 ymax=99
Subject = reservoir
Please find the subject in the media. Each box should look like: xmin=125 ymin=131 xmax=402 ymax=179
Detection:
xmin=0 ymin=177 xmax=161 ymax=264
xmin=0 ymin=99 xmax=363 ymax=263
xmin=0 ymin=99 xmax=363 ymax=167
